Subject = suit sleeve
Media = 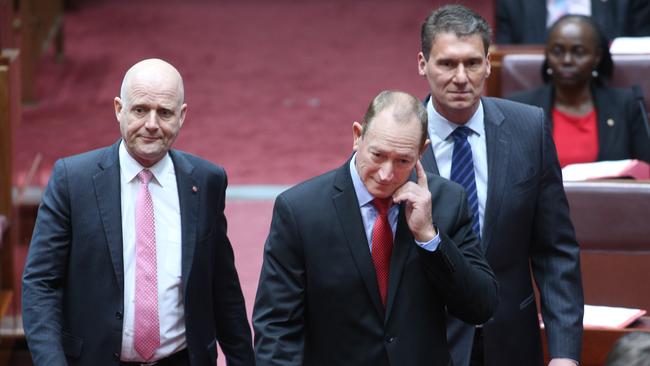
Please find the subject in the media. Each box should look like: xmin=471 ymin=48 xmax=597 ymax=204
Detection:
xmin=211 ymin=171 xmax=255 ymax=366
xmin=22 ymin=159 xmax=72 ymax=366
xmin=252 ymin=194 xmax=306 ymax=366
xmin=419 ymin=181 xmax=499 ymax=325
xmin=530 ymin=113 xmax=584 ymax=361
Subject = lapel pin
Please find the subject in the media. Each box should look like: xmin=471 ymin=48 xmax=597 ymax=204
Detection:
xmin=192 ymin=185 xmax=199 ymax=193
xmin=607 ymin=118 xmax=615 ymax=127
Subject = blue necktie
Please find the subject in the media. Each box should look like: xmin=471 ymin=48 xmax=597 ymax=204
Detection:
xmin=450 ymin=127 xmax=481 ymax=237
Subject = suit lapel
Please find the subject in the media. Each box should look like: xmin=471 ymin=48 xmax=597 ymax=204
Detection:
xmin=332 ymin=163 xmax=385 ymax=318
xmin=482 ymin=98 xmax=511 ymax=252
xmin=420 ymin=146 xmax=440 ymax=175
xmin=421 ymin=95 xmax=441 ymax=175
xmin=592 ymin=86 xmax=613 ymax=161
xmin=93 ymin=142 xmax=125 ymax=291
xmin=169 ymin=150 xmax=198 ymax=294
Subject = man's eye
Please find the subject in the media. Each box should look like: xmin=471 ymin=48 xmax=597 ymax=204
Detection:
xmin=159 ymin=109 xmax=173 ymax=118
xmin=133 ymin=107 xmax=146 ymax=115
xmin=397 ymin=158 xmax=412 ymax=166
xmin=550 ymin=46 xmax=563 ymax=57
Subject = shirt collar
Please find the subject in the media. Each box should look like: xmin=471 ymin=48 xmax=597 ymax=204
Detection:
xmin=118 ymin=140 xmax=172 ymax=186
xmin=349 ymin=153 xmax=375 ymax=208
xmin=427 ymin=98 xmax=485 ymax=141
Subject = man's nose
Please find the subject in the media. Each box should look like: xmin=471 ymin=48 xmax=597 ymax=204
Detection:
xmin=144 ymin=111 xmax=159 ymax=129
xmin=378 ymin=163 xmax=394 ymax=181
xmin=453 ymin=64 xmax=468 ymax=83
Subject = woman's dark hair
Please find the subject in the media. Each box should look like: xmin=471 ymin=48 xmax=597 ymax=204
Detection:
xmin=541 ymin=14 xmax=614 ymax=85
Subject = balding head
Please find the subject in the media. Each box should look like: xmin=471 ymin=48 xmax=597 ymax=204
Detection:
xmin=114 ymin=58 xmax=187 ymax=167
xmin=120 ymin=58 xmax=185 ymax=108
xmin=361 ymin=90 xmax=429 ymax=149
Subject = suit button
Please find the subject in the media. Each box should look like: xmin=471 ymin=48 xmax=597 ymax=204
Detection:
xmin=386 ymin=336 xmax=396 ymax=343
xmin=113 ymin=352 xmax=120 ymax=360
xmin=115 ymin=311 xmax=123 ymax=320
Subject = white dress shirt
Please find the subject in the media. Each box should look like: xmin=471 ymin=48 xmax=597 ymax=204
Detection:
xmin=119 ymin=141 xmax=186 ymax=361
xmin=426 ymin=99 xmax=488 ymax=234
xmin=547 ymin=0 xmax=591 ymax=27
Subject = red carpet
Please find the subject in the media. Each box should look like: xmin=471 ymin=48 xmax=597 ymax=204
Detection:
xmin=14 ymin=0 xmax=493 ymax=186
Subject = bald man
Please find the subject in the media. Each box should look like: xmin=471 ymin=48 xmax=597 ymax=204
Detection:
xmin=22 ymin=59 xmax=254 ymax=366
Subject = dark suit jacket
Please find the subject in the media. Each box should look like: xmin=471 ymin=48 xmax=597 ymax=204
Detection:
xmin=507 ymin=84 xmax=650 ymax=164
xmin=22 ymin=141 xmax=254 ymax=366
xmin=421 ymin=97 xmax=583 ymax=366
xmin=496 ymin=0 xmax=650 ymax=44
xmin=252 ymin=160 xmax=498 ymax=366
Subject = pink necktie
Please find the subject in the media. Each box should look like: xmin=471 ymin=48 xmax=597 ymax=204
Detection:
xmin=371 ymin=197 xmax=393 ymax=307
xmin=134 ymin=169 xmax=160 ymax=360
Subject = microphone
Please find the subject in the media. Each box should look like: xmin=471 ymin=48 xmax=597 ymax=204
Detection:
xmin=632 ymin=85 xmax=650 ymax=139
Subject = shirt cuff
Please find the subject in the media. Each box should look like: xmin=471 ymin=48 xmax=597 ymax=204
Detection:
xmin=415 ymin=232 xmax=441 ymax=252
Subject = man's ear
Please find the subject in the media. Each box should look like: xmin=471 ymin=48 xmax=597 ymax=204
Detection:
xmin=352 ymin=121 xmax=363 ymax=151
xmin=417 ymin=52 xmax=428 ymax=76
xmin=114 ymin=97 xmax=123 ymax=121
xmin=419 ymin=138 xmax=431 ymax=157
xmin=178 ymin=103 xmax=188 ymax=128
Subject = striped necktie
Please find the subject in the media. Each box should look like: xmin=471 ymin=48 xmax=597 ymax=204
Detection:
xmin=450 ymin=127 xmax=481 ymax=237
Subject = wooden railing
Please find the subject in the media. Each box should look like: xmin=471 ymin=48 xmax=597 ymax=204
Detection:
xmin=15 ymin=0 xmax=64 ymax=102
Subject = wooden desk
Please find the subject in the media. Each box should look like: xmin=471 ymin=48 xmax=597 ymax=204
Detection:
xmin=564 ymin=181 xmax=650 ymax=311
xmin=0 ymin=215 xmax=12 ymax=320
xmin=0 ymin=49 xmax=20 ymax=218
xmin=542 ymin=317 xmax=650 ymax=366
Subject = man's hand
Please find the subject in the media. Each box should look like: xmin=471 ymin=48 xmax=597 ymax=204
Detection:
xmin=392 ymin=160 xmax=437 ymax=242
xmin=549 ymin=358 xmax=578 ymax=366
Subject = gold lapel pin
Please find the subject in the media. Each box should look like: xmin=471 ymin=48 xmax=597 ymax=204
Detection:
xmin=607 ymin=118 xmax=615 ymax=127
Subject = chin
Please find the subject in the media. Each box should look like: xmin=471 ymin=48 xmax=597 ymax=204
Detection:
xmin=369 ymin=187 xmax=394 ymax=199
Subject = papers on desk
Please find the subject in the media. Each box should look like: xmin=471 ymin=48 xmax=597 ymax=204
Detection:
xmin=562 ymin=159 xmax=650 ymax=181
xmin=583 ymin=305 xmax=647 ymax=329
xmin=540 ymin=305 xmax=647 ymax=329
xmin=610 ymin=37 xmax=650 ymax=54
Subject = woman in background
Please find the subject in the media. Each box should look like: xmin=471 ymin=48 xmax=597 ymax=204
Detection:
xmin=507 ymin=14 xmax=650 ymax=167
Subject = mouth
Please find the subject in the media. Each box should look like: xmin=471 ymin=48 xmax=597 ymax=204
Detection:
xmin=373 ymin=178 xmax=393 ymax=187
xmin=448 ymin=90 xmax=472 ymax=100
xmin=557 ymin=69 xmax=578 ymax=79
xmin=139 ymin=135 xmax=160 ymax=143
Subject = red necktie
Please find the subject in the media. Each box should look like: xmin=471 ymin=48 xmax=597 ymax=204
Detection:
xmin=371 ymin=197 xmax=393 ymax=307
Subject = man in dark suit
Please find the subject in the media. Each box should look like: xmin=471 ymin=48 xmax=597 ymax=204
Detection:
xmin=496 ymin=0 xmax=650 ymax=44
xmin=253 ymin=90 xmax=498 ymax=366
xmin=417 ymin=5 xmax=583 ymax=366
xmin=22 ymin=58 xmax=254 ymax=366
